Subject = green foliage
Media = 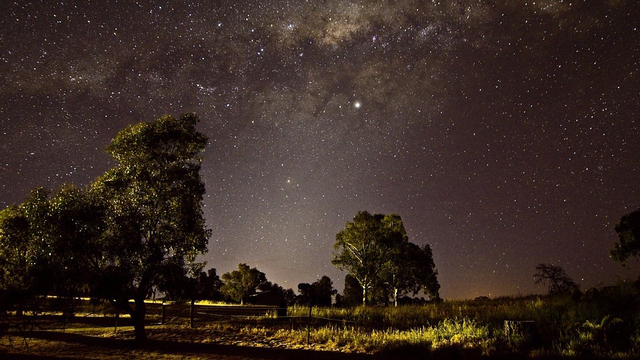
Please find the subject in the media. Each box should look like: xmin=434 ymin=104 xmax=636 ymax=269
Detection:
xmin=271 ymin=318 xmax=490 ymax=355
xmin=90 ymin=113 xmax=210 ymax=341
xmin=0 ymin=186 xmax=105 ymax=310
xmin=221 ymin=263 xmax=268 ymax=304
xmin=286 ymin=285 xmax=640 ymax=357
xmin=332 ymin=211 xmax=439 ymax=306
xmin=0 ymin=113 xmax=211 ymax=343
xmin=332 ymin=211 xmax=386 ymax=305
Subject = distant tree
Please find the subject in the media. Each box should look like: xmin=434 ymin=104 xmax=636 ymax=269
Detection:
xmin=332 ymin=211 xmax=389 ymax=305
xmin=89 ymin=113 xmax=210 ymax=342
xmin=0 ymin=186 xmax=102 ymax=313
xmin=297 ymin=276 xmax=337 ymax=307
xmin=412 ymin=243 xmax=441 ymax=301
xmin=0 ymin=203 xmax=36 ymax=311
xmin=221 ymin=263 xmax=267 ymax=304
xmin=340 ymin=274 xmax=363 ymax=307
xmin=611 ymin=208 xmax=640 ymax=264
xmin=297 ymin=282 xmax=315 ymax=304
xmin=314 ymin=276 xmax=337 ymax=307
xmin=156 ymin=257 xmax=199 ymax=301
xmin=332 ymin=211 xmax=439 ymax=306
xmin=534 ymin=263 xmax=580 ymax=295
xmin=198 ymin=268 xmax=223 ymax=301
xmin=282 ymin=288 xmax=297 ymax=305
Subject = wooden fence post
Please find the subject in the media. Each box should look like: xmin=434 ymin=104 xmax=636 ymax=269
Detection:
xmin=190 ymin=300 xmax=195 ymax=328
xmin=114 ymin=309 xmax=119 ymax=334
xmin=307 ymin=305 xmax=312 ymax=345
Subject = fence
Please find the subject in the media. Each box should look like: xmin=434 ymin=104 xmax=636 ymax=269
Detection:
xmin=1 ymin=298 xmax=367 ymax=347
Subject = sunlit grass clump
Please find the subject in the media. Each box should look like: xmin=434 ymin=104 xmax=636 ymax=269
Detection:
xmin=268 ymin=317 xmax=491 ymax=354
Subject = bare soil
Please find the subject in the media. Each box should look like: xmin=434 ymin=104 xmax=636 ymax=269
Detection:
xmin=1 ymin=321 xmax=379 ymax=360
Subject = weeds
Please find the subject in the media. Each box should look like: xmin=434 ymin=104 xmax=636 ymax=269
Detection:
xmin=284 ymin=286 xmax=640 ymax=357
xmin=3 ymin=284 xmax=639 ymax=358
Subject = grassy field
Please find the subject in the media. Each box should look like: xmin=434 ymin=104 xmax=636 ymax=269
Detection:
xmin=1 ymin=288 xmax=639 ymax=359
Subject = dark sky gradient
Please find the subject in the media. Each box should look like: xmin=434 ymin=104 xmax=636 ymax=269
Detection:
xmin=1 ymin=1 xmax=639 ymax=299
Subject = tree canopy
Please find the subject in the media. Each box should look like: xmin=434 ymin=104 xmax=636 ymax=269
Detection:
xmin=611 ymin=208 xmax=640 ymax=264
xmin=332 ymin=211 xmax=439 ymax=305
xmin=90 ymin=113 xmax=210 ymax=341
xmin=297 ymin=275 xmax=337 ymax=307
xmin=221 ymin=263 xmax=268 ymax=305
xmin=0 ymin=113 xmax=210 ymax=342
xmin=534 ymin=263 xmax=580 ymax=295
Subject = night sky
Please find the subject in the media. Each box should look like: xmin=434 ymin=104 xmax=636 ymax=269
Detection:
xmin=1 ymin=1 xmax=639 ymax=299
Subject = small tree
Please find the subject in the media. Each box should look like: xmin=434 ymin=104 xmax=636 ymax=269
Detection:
xmin=611 ymin=208 xmax=640 ymax=264
xmin=198 ymin=268 xmax=223 ymax=301
xmin=340 ymin=274 xmax=363 ymax=307
xmin=221 ymin=263 xmax=267 ymax=304
xmin=534 ymin=263 xmax=580 ymax=295
xmin=298 ymin=276 xmax=336 ymax=307
xmin=413 ymin=244 xmax=441 ymax=301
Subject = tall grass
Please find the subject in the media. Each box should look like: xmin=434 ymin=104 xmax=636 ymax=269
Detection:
xmin=285 ymin=286 xmax=640 ymax=357
xmin=269 ymin=318 xmax=492 ymax=354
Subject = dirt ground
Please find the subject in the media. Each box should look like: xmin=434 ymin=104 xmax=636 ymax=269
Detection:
xmin=1 ymin=324 xmax=383 ymax=360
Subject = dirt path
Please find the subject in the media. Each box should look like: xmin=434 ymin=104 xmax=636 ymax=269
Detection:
xmin=1 ymin=325 xmax=380 ymax=360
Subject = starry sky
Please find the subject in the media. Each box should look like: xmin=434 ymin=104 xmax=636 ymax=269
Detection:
xmin=1 ymin=1 xmax=639 ymax=299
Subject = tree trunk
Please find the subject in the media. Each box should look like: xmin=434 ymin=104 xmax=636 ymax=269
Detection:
xmin=393 ymin=287 xmax=398 ymax=307
xmin=130 ymin=297 xmax=147 ymax=343
xmin=362 ymin=286 xmax=368 ymax=306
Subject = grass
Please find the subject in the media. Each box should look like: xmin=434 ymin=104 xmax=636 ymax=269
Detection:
xmin=2 ymin=286 xmax=639 ymax=358
xmin=273 ymin=318 xmax=491 ymax=353
xmin=285 ymin=289 xmax=640 ymax=358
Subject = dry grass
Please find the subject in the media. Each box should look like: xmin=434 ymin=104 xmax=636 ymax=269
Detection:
xmin=0 ymin=320 xmax=378 ymax=360
xmin=3 ymin=291 xmax=640 ymax=359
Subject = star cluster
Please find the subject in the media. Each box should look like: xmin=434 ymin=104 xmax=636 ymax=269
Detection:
xmin=1 ymin=1 xmax=639 ymax=298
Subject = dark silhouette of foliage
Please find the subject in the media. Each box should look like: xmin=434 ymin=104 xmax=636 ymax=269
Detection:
xmin=611 ymin=208 xmax=640 ymax=264
xmin=87 ymin=113 xmax=210 ymax=342
xmin=157 ymin=259 xmax=222 ymax=302
xmin=340 ymin=274 xmax=363 ymax=307
xmin=0 ymin=203 xmax=36 ymax=311
xmin=298 ymin=276 xmax=337 ymax=306
xmin=0 ymin=186 xmax=105 ymax=314
xmin=198 ymin=268 xmax=224 ymax=301
xmin=534 ymin=263 xmax=580 ymax=295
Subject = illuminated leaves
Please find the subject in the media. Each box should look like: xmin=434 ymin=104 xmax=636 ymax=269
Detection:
xmin=333 ymin=211 xmax=440 ymax=305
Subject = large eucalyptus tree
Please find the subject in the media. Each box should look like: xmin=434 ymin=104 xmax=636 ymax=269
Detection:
xmin=90 ymin=113 xmax=210 ymax=342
